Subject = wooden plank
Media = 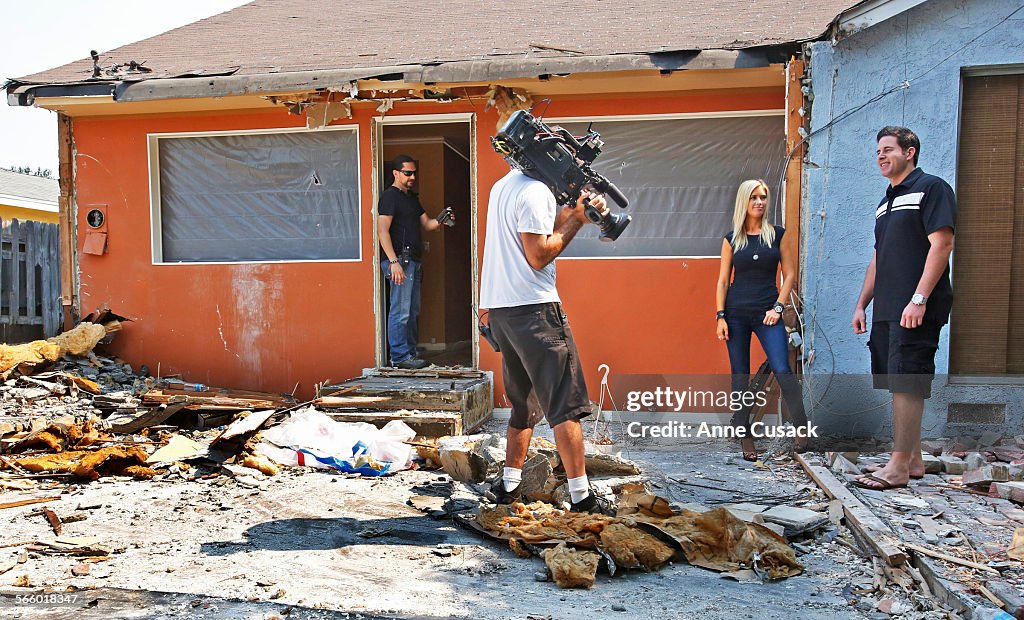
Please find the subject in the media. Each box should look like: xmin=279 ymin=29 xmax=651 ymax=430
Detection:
xmin=902 ymin=542 xmax=999 ymax=575
xmin=326 ymin=409 xmax=462 ymax=438
xmin=795 ymin=454 xmax=908 ymax=566
xmin=57 ymin=113 xmax=77 ymax=331
xmin=0 ymin=496 xmax=61 ymax=510
xmin=40 ymin=224 xmax=53 ymax=337
xmin=0 ymin=222 xmax=4 ymax=326
xmin=24 ymin=222 xmax=36 ymax=325
xmin=49 ymin=222 xmax=60 ymax=336
xmin=9 ymin=219 xmax=20 ymax=325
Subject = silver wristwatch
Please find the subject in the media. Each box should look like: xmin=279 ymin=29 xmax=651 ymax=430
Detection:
xmin=910 ymin=293 xmax=927 ymax=306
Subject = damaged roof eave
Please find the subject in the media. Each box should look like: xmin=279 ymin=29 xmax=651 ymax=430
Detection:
xmin=8 ymin=47 xmax=794 ymax=106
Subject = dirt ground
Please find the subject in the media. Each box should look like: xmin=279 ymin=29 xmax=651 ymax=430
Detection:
xmin=2 ymin=419 xmax=942 ymax=620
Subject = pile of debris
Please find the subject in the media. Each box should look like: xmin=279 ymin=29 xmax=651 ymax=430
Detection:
xmin=820 ymin=434 xmax=1024 ymax=618
xmin=467 ymin=483 xmax=803 ymax=589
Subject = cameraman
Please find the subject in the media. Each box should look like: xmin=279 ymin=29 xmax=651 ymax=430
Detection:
xmin=480 ymin=166 xmax=610 ymax=514
xmin=378 ymin=154 xmax=452 ymax=370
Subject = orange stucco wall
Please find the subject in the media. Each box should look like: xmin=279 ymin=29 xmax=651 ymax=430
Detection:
xmin=71 ymin=87 xmax=782 ymax=401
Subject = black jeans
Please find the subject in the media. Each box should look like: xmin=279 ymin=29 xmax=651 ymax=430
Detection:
xmin=725 ymin=306 xmax=807 ymax=431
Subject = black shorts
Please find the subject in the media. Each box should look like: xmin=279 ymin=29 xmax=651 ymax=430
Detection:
xmin=869 ymin=320 xmax=944 ymax=399
xmin=488 ymin=303 xmax=592 ymax=429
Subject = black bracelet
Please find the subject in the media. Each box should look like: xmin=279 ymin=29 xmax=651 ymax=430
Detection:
xmin=716 ymin=310 xmax=727 ymax=320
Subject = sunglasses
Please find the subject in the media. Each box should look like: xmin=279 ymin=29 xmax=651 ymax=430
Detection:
xmin=398 ymin=170 xmax=417 ymax=177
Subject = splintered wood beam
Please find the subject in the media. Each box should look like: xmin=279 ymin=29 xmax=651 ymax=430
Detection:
xmin=795 ymin=454 xmax=908 ymax=566
xmin=0 ymin=496 xmax=62 ymax=510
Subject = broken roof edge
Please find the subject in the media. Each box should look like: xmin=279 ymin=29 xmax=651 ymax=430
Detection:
xmin=829 ymin=0 xmax=930 ymax=42
xmin=7 ymin=46 xmax=797 ymax=106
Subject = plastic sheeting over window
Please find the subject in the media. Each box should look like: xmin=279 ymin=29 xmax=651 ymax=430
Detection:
xmin=558 ymin=115 xmax=786 ymax=258
xmin=155 ymin=128 xmax=360 ymax=262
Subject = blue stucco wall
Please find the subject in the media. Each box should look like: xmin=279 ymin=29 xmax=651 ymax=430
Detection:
xmin=802 ymin=0 xmax=1024 ymax=438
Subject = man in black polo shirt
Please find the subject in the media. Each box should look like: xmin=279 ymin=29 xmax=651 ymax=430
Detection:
xmin=378 ymin=155 xmax=454 ymax=369
xmin=851 ymin=126 xmax=956 ymax=490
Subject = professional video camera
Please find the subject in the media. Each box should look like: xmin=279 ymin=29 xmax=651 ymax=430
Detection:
xmin=491 ymin=109 xmax=631 ymax=241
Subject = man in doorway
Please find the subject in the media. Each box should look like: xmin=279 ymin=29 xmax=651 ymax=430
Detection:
xmin=851 ymin=126 xmax=956 ymax=490
xmin=479 ymin=160 xmax=611 ymax=513
xmin=378 ymin=154 xmax=454 ymax=370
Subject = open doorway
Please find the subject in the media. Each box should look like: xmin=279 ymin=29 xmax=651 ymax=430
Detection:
xmin=379 ymin=121 xmax=474 ymax=368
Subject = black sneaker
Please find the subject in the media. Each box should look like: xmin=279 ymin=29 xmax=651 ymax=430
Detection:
xmin=484 ymin=479 xmax=522 ymax=505
xmin=569 ymin=492 xmax=614 ymax=515
xmin=395 ymin=357 xmax=429 ymax=370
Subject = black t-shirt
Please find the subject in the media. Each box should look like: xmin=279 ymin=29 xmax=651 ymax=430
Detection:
xmin=725 ymin=226 xmax=785 ymax=311
xmin=378 ymin=186 xmax=425 ymax=261
xmin=873 ymin=168 xmax=956 ymax=324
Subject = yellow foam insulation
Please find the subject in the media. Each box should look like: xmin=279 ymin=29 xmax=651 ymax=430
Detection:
xmin=0 ymin=321 xmax=120 ymax=377
xmin=240 ymin=453 xmax=280 ymax=476
xmin=11 ymin=421 xmax=105 ymax=453
xmin=542 ymin=543 xmax=600 ymax=589
xmin=8 ymin=446 xmax=156 ymax=481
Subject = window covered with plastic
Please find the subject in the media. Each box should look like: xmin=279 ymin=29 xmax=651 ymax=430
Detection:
xmin=559 ymin=115 xmax=786 ymax=258
xmin=155 ymin=128 xmax=360 ymax=262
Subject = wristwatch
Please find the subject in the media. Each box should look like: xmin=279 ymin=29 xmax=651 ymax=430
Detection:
xmin=716 ymin=310 xmax=727 ymax=320
xmin=910 ymin=293 xmax=927 ymax=306
xmin=773 ymin=302 xmax=785 ymax=314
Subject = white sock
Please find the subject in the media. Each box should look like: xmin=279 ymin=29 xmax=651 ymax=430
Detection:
xmin=567 ymin=475 xmax=590 ymax=504
xmin=503 ymin=467 xmax=522 ymax=491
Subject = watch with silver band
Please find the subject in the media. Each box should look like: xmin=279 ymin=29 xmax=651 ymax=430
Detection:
xmin=910 ymin=293 xmax=927 ymax=306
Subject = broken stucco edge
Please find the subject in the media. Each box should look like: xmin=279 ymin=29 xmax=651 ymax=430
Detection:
xmin=105 ymin=48 xmax=792 ymax=103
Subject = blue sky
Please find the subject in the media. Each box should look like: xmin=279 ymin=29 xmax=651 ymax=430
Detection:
xmin=2 ymin=1 xmax=251 ymax=173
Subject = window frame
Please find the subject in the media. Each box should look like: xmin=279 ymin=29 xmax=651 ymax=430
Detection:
xmin=146 ymin=124 xmax=362 ymax=265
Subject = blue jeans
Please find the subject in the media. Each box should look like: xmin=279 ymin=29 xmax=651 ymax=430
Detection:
xmin=382 ymin=259 xmax=421 ymax=364
xmin=725 ymin=306 xmax=807 ymax=430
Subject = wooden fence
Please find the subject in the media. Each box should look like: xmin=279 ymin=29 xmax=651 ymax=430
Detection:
xmin=0 ymin=220 xmax=61 ymax=338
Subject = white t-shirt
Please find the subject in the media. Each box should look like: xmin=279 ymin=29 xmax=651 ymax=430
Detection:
xmin=480 ymin=170 xmax=561 ymax=309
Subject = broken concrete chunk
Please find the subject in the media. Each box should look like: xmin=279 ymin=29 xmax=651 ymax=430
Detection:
xmin=962 ymin=464 xmax=1010 ymax=487
xmin=519 ymin=453 xmax=553 ymax=501
xmin=921 ymin=453 xmax=943 ymax=474
xmin=964 ymin=452 xmax=987 ymax=470
xmin=985 ymin=581 xmax=1024 ymax=618
xmin=993 ymin=482 xmax=1024 ymax=505
xmin=583 ymin=452 xmax=641 ymax=477
xmin=939 ymin=456 xmax=966 ymax=475
xmin=542 ymin=543 xmax=600 ymax=589
xmin=760 ymin=505 xmax=829 ymax=537
xmin=887 ymin=495 xmax=930 ymax=510
xmin=71 ymin=562 xmax=90 ymax=576
xmin=437 ymin=434 xmax=494 ymax=482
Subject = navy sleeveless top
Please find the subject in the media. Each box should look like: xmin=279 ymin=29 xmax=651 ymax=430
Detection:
xmin=725 ymin=226 xmax=784 ymax=311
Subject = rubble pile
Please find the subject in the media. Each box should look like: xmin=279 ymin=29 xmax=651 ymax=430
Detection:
xmin=468 ymin=484 xmax=803 ymax=589
xmin=830 ymin=434 xmax=1024 ymax=617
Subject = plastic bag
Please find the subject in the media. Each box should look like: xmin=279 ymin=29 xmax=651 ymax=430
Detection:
xmin=258 ymin=407 xmax=415 ymax=476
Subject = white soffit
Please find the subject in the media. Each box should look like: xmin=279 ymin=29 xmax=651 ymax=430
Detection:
xmin=835 ymin=0 xmax=930 ymax=40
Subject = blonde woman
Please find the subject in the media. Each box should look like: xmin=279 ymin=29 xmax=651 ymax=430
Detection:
xmin=715 ymin=180 xmax=807 ymax=460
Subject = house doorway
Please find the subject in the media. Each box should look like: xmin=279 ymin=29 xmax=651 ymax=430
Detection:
xmin=377 ymin=119 xmax=475 ymax=368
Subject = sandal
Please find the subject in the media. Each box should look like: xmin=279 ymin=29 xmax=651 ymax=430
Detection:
xmin=852 ymin=473 xmax=907 ymax=490
xmin=740 ymin=438 xmax=759 ymax=462
xmin=861 ymin=463 xmax=924 ymax=479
